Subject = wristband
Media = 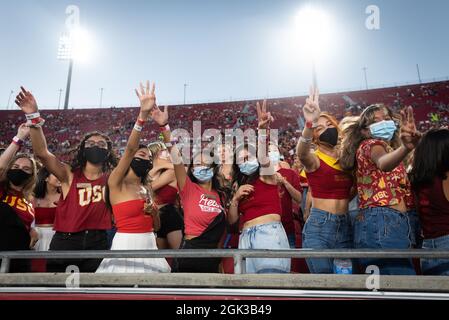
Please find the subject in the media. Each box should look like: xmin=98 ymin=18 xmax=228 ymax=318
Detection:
xmin=27 ymin=118 xmax=45 ymax=128
xmin=12 ymin=136 xmax=23 ymax=146
xmin=305 ymin=121 xmax=318 ymax=129
xmin=136 ymin=118 xmax=146 ymax=126
xmin=159 ymin=124 xmax=170 ymax=132
xmin=30 ymin=117 xmax=44 ymax=125
xmin=134 ymin=124 xmax=143 ymax=132
xmin=299 ymin=136 xmax=313 ymax=144
xmin=25 ymin=112 xmax=40 ymax=120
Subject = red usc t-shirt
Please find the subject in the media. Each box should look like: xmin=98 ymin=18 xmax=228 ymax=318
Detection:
xmin=0 ymin=185 xmax=35 ymax=231
xmin=278 ymin=168 xmax=302 ymax=235
xmin=180 ymin=176 xmax=223 ymax=237
xmin=54 ymin=169 xmax=112 ymax=233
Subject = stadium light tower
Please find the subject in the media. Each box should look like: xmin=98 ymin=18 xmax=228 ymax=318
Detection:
xmin=295 ymin=6 xmax=333 ymax=88
xmin=184 ymin=83 xmax=188 ymax=105
xmin=7 ymin=90 xmax=14 ymax=110
xmin=57 ymin=27 xmax=92 ymax=110
xmin=99 ymin=87 xmax=104 ymax=108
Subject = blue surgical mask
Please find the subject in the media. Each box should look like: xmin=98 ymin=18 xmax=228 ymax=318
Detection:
xmin=369 ymin=120 xmax=397 ymax=141
xmin=192 ymin=166 xmax=214 ymax=182
xmin=268 ymin=151 xmax=281 ymax=164
xmin=238 ymin=159 xmax=260 ymax=176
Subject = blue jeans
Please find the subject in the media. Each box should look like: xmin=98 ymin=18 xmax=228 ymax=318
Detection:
xmin=348 ymin=196 xmax=360 ymax=228
xmin=353 ymin=207 xmax=416 ymax=275
xmin=302 ymin=208 xmax=353 ymax=274
xmin=421 ymin=235 xmax=449 ymax=276
xmin=238 ymin=221 xmax=291 ymax=274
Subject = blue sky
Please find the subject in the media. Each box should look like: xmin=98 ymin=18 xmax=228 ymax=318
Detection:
xmin=1 ymin=0 xmax=449 ymax=109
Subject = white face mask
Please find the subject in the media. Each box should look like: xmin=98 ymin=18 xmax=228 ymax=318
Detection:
xmin=268 ymin=151 xmax=281 ymax=164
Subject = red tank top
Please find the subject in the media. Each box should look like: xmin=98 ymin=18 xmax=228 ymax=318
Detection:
xmin=113 ymin=199 xmax=153 ymax=233
xmin=34 ymin=207 xmax=56 ymax=225
xmin=54 ymin=169 xmax=112 ymax=233
xmin=417 ymin=176 xmax=449 ymax=239
xmin=238 ymin=178 xmax=283 ymax=224
xmin=306 ymin=150 xmax=353 ymax=200
xmin=155 ymin=185 xmax=178 ymax=205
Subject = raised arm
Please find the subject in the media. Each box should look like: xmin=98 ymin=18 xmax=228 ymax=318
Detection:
xmin=256 ymin=100 xmax=274 ymax=170
xmin=296 ymin=86 xmax=320 ymax=172
xmin=151 ymin=169 xmax=175 ymax=191
xmin=0 ymin=124 xmax=30 ymax=182
xmin=148 ymin=105 xmax=188 ymax=191
xmin=228 ymin=184 xmax=254 ymax=224
xmin=15 ymin=87 xmax=71 ymax=184
xmin=371 ymin=106 xmax=421 ymax=172
xmin=108 ymin=81 xmax=155 ymax=189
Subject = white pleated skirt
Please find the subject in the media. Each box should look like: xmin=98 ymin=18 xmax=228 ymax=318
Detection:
xmin=96 ymin=232 xmax=171 ymax=273
xmin=34 ymin=226 xmax=55 ymax=251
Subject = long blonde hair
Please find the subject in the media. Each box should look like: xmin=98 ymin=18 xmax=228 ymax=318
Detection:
xmin=148 ymin=141 xmax=167 ymax=160
xmin=340 ymin=104 xmax=401 ymax=171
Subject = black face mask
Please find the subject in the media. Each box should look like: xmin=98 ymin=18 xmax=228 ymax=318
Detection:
xmin=7 ymin=169 xmax=32 ymax=186
xmin=84 ymin=147 xmax=109 ymax=165
xmin=319 ymin=127 xmax=339 ymax=147
xmin=130 ymin=158 xmax=151 ymax=178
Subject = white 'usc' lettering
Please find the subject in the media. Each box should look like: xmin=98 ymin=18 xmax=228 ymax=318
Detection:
xmin=78 ymin=186 xmax=106 ymax=207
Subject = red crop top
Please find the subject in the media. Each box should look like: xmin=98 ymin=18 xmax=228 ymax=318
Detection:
xmin=34 ymin=207 xmax=56 ymax=225
xmin=306 ymin=150 xmax=353 ymax=200
xmin=238 ymin=178 xmax=283 ymax=223
xmin=155 ymin=185 xmax=178 ymax=205
xmin=113 ymin=199 xmax=153 ymax=233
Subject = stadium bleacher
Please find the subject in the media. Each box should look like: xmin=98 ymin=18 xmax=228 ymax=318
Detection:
xmin=1 ymin=80 xmax=448 ymax=163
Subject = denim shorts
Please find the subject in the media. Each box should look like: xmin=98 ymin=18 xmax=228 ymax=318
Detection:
xmin=421 ymin=234 xmax=449 ymax=276
xmin=353 ymin=207 xmax=416 ymax=275
xmin=238 ymin=221 xmax=291 ymax=274
xmin=302 ymin=208 xmax=353 ymax=274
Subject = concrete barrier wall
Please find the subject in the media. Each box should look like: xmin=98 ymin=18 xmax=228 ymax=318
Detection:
xmin=0 ymin=274 xmax=449 ymax=293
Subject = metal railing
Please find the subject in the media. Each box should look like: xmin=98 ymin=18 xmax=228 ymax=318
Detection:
xmin=2 ymin=249 xmax=449 ymax=274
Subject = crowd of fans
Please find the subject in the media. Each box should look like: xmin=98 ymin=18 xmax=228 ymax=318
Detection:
xmin=2 ymin=81 xmax=448 ymax=165
xmin=0 ymin=80 xmax=448 ymax=276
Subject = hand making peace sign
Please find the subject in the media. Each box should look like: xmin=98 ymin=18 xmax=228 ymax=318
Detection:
xmin=400 ymin=106 xmax=421 ymax=151
xmin=302 ymin=86 xmax=321 ymax=124
xmin=256 ymin=100 xmax=274 ymax=129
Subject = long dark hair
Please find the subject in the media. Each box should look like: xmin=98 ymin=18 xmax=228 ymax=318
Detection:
xmin=70 ymin=131 xmax=118 ymax=173
xmin=410 ymin=128 xmax=449 ymax=190
xmin=33 ymin=167 xmax=51 ymax=199
xmin=105 ymin=144 xmax=153 ymax=203
xmin=231 ymin=144 xmax=260 ymax=188
xmin=187 ymin=151 xmax=229 ymax=208
xmin=340 ymin=104 xmax=401 ymax=171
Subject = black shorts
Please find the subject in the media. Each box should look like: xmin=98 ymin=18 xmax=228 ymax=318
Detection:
xmin=157 ymin=204 xmax=184 ymax=239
